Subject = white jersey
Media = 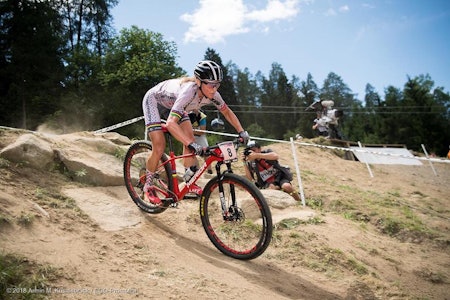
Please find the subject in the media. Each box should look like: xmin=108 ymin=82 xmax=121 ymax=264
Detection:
xmin=143 ymin=78 xmax=227 ymax=130
xmin=149 ymin=78 xmax=226 ymax=115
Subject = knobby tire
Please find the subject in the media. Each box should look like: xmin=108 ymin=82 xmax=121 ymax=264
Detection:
xmin=200 ymin=173 xmax=272 ymax=260
xmin=123 ymin=141 xmax=172 ymax=214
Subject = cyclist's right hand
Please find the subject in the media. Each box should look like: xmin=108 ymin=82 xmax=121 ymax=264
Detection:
xmin=188 ymin=142 xmax=204 ymax=156
xmin=238 ymin=130 xmax=250 ymax=145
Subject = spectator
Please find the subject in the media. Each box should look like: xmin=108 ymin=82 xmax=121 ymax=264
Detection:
xmin=312 ymin=112 xmax=329 ymax=137
xmin=242 ymin=141 xmax=301 ymax=201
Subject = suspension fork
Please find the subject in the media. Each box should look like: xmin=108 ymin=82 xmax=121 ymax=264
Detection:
xmin=216 ymin=162 xmax=237 ymax=219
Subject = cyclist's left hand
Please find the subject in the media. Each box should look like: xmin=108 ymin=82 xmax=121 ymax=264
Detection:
xmin=239 ymin=131 xmax=250 ymax=145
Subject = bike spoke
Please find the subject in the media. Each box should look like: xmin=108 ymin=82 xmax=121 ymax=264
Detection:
xmin=123 ymin=141 xmax=172 ymax=214
xmin=201 ymin=174 xmax=272 ymax=260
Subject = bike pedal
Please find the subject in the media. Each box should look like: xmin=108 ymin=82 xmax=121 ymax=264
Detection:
xmin=161 ymin=198 xmax=174 ymax=207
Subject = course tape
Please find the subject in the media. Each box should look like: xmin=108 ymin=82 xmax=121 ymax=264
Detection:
xmin=195 ymin=129 xmax=450 ymax=164
xmin=94 ymin=116 xmax=144 ymax=134
xmin=93 ymin=117 xmax=450 ymax=164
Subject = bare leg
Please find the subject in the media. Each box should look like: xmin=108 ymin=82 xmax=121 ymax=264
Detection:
xmin=179 ymin=121 xmax=198 ymax=168
xmin=281 ymin=182 xmax=301 ymax=201
xmin=142 ymin=130 xmax=166 ymax=203
xmin=146 ymin=130 xmax=166 ymax=172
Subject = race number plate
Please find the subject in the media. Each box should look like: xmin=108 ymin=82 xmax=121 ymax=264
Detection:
xmin=218 ymin=141 xmax=238 ymax=163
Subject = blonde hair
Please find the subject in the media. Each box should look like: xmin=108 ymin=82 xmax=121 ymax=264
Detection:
xmin=180 ymin=76 xmax=196 ymax=84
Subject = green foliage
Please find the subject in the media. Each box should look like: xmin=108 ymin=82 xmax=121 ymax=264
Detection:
xmin=246 ymin=123 xmax=266 ymax=139
xmin=0 ymin=0 xmax=65 ymax=129
xmin=96 ymin=26 xmax=185 ymax=137
xmin=0 ymin=0 xmax=448 ymax=155
xmin=0 ymin=158 xmax=10 ymax=168
xmin=16 ymin=212 xmax=34 ymax=226
xmin=0 ymin=213 xmax=13 ymax=225
xmin=0 ymin=253 xmax=59 ymax=299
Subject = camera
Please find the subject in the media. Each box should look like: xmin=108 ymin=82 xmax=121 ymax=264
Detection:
xmin=243 ymin=147 xmax=252 ymax=156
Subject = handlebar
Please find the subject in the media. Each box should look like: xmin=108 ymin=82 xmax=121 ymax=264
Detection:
xmin=203 ymin=139 xmax=242 ymax=158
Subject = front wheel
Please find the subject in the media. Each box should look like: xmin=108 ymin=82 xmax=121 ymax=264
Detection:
xmin=200 ymin=173 xmax=272 ymax=260
xmin=123 ymin=141 xmax=172 ymax=214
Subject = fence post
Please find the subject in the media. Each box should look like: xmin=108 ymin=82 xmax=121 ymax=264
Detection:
xmin=358 ymin=141 xmax=374 ymax=178
xmin=421 ymin=144 xmax=437 ymax=176
xmin=290 ymin=137 xmax=306 ymax=206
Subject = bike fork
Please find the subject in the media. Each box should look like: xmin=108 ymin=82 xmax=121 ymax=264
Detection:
xmin=217 ymin=162 xmax=237 ymax=220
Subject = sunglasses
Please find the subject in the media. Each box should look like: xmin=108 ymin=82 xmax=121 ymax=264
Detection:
xmin=201 ymin=80 xmax=221 ymax=88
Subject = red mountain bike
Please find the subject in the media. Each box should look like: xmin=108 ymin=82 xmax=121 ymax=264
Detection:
xmin=123 ymin=125 xmax=272 ymax=260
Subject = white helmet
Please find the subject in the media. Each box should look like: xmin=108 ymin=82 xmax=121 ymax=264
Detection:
xmin=211 ymin=118 xmax=225 ymax=130
xmin=194 ymin=60 xmax=223 ymax=82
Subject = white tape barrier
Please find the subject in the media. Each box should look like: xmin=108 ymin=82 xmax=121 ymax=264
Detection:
xmin=93 ymin=117 xmax=447 ymax=200
xmin=92 ymin=117 xmax=450 ymax=165
xmin=94 ymin=116 xmax=144 ymax=134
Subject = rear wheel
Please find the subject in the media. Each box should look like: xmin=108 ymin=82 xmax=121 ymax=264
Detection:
xmin=123 ymin=141 xmax=172 ymax=214
xmin=200 ymin=173 xmax=272 ymax=260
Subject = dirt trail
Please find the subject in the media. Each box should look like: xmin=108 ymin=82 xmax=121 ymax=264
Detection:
xmin=1 ymin=130 xmax=449 ymax=299
xmin=56 ymin=184 xmax=335 ymax=300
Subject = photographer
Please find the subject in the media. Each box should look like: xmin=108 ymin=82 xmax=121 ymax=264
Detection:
xmin=312 ymin=111 xmax=329 ymax=137
xmin=308 ymin=99 xmax=343 ymax=140
xmin=242 ymin=141 xmax=301 ymax=201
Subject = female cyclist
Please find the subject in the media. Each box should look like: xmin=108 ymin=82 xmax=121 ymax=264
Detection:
xmin=142 ymin=60 xmax=249 ymax=204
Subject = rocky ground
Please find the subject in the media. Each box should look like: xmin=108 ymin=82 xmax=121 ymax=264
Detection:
xmin=0 ymin=127 xmax=449 ymax=299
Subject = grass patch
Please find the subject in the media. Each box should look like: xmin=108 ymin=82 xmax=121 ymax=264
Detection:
xmin=114 ymin=147 xmax=127 ymax=161
xmin=275 ymin=217 xmax=325 ymax=230
xmin=0 ymin=157 xmax=10 ymax=168
xmin=311 ymin=183 xmax=439 ymax=243
xmin=34 ymin=188 xmax=77 ymax=210
xmin=306 ymin=197 xmax=324 ymax=210
xmin=0 ymin=212 xmax=13 ymax=225
xmin=0 ymin=253 xmax=61 ymax=300
xmin=17 ymin=212 xmax=34 ymax=227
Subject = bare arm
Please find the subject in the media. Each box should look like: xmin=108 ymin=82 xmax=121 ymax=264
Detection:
xmin=246 ymin=151 xmax=279 ymax=161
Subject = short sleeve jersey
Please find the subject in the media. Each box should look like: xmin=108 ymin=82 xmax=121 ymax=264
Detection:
xmin=150 ymin=78 xmax=227 ymax=118
xmin=249 ymin=149 xmax=278 ymax=184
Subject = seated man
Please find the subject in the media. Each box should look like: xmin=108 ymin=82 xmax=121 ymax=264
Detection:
xmin=243 ymin=141 xmax=300 ymax=201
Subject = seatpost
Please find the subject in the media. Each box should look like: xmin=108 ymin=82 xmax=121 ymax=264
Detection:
xmin=166 ymin=131 xmax=174 ymax=153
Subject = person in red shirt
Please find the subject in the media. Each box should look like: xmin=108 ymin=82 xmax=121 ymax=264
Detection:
xmin=243 ymin=141 xmax=300 ymax=201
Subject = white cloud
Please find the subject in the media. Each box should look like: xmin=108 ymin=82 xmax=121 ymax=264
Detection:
xmin=324 ymin=8 xmax=336 ymax=16
xmin=246 ymin=0 xmax=299 ymax=22
xmin=181 ymin=0 xmax=300 ymax=44
xmin=362 ymin=3 xmax=376 ymax=9
xmin=324 ymin=4 xmax=349 ymax=17
xmin=339 ymin=5 xmax=349 ymax=13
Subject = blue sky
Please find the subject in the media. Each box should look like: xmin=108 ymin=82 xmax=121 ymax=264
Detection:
xmin=111 ymin=0 xmax=450 ymax=101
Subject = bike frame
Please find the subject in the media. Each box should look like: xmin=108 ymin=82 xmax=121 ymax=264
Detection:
xmin=124 ymin=127 xmax=272 ymax=259
xmin=151 ymin=126 xmax=234 ymax=203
